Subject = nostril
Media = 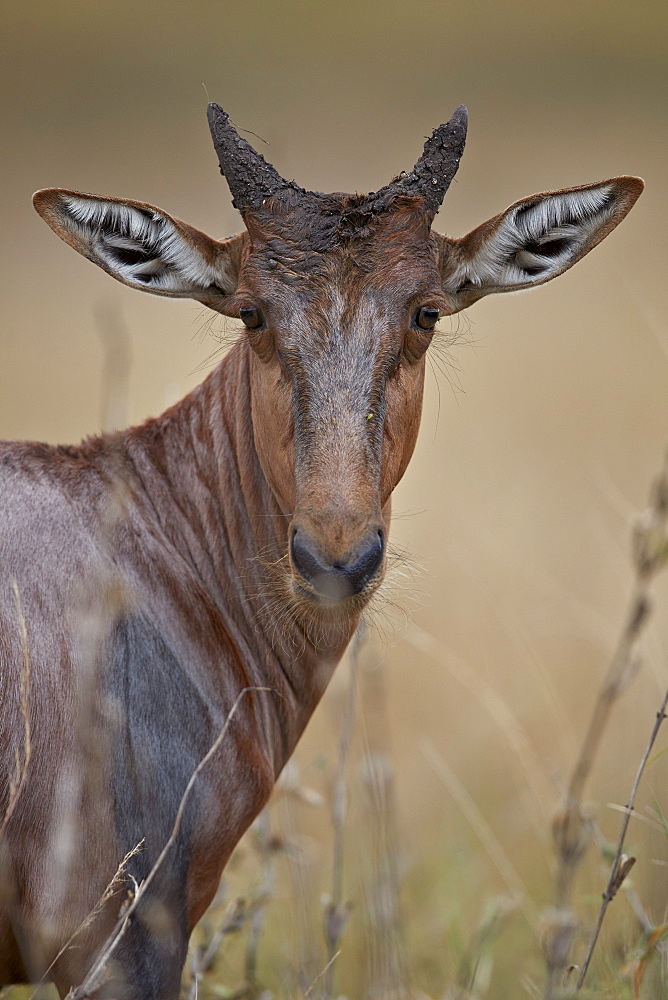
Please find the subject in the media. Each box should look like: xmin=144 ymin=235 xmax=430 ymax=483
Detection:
xmin=346 ymin=529 xmax=385 ymax=593
xmin=290 ymin=529 xmax=326 ymax=585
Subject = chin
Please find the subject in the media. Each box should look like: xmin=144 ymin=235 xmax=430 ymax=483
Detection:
xmin=256 ymin=559 xmax=385 ymax=655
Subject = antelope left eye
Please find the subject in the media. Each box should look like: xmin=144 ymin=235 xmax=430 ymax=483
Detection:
xmin=416 ymin=306 xmax=440 ymax=330
xmin=240 ymin=307 xmax=264 ymax=330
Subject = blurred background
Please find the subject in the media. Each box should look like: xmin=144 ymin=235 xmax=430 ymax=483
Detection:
xmin=2 ymin=1 xmax=667 ymax=996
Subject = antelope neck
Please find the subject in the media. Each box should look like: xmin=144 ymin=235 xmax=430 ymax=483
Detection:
xmin=118 ymin=339 xmax=358 ymax=751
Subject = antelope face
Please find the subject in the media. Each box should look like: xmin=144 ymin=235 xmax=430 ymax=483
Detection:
xmin=235 ymin=193 xmax=448 ymax=609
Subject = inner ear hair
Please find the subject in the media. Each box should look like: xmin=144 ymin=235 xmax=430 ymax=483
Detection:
xmin=33 ymin=188 xmax=239 ymax=301
xmin=507 ymin=185 xmax=613 ymax=271
xmin=62 ymin=194 xmax=223 ymax=292
xmin=71 ymin=199 xmax=166 ymax=281
xmin=441 ymin=175 xmax=643 ymax=299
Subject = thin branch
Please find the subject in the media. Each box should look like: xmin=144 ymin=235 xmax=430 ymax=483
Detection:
xmin=544 ymin=448 xmax=668 ymax=998
xmin=187 ymin=897 xmax=247 ymax=1000
xmin=29 ymin=841 xmax=144 ymax=1000
xmin=299 ymin=949 xmax=341 ymax=1000
xmin=360 ymin=643 xmax=412 ymax=999
xmin=323 ymin=626 xmax=362 ymax=997
xmin=66 ymin=685 xmax=272 ymax=1000
xmin=552 ymin=583 xmax=649 ymax=913
xmin=575 ymin=684 xmax=668 ymax=990
xmin=243 ymin=807 xmax=278 ymax=996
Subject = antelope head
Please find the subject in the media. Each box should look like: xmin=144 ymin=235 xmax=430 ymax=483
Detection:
xmin=33 ymin=105 xmax=643 ymax=623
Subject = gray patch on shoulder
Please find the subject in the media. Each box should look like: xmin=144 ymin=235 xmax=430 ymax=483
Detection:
xmin=105 ymin=614 xmax=209 ymax=860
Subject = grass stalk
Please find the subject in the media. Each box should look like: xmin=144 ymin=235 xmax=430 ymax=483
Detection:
xmin=65 ymin=686 xmax=272 ymax=1000
xmin=545 ymin=449 xmax=668 ymax=998
xmin=575 ymin=684 xmax=668 ymax=991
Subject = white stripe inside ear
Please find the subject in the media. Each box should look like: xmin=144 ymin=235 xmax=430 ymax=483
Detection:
xmin=453 ymin=184 xmax=616 ymax=290
xmin=60 ymin=196 xmax=222 ymax=292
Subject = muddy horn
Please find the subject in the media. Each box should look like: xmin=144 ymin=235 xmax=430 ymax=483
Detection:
xmin=391 ymin=104 xmax=468 ymax=214
xmin=208 ymin=101 xmax=467 ymax=218
xmin=207 ymin=102 xmax=305 ymax=212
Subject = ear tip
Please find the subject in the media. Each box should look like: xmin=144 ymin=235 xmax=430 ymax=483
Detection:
xmin=32 ymin=188 xmax=60 ymax=217
xmin=611 ymin=174 xmax=645 ymax=210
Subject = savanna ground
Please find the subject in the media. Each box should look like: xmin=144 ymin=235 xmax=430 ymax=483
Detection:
xmin=1 ymin=1 xmax=667 ymax=997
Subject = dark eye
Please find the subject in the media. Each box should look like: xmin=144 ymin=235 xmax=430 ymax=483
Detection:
xmin=415 ymin=306 xmax=440 ymax=330
xmin=240 ymin=306 xmax=264 ymax=330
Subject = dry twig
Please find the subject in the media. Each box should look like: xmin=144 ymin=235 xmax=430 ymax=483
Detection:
xmin=187 ymin=896 xmax=247 ymax=1000
xmin=545 ymin=449 xmax=668 ymax=997
xmin=298 ymin=949 xmax=341 ymax=1000
xmin=359 ymin=633 xmax=412 ymax=1000
xmin=322 ymin=627 xmax=362 ymax=997
xmin=65 ymin=685 xmax=272 ymax=1000
xmin=242 ymin=807 xmax=281 ymax=998
xmin=575 ymin=684 xmax=668 ymax=990
xmin=29 ymin=841 xmax=144 ymax=1000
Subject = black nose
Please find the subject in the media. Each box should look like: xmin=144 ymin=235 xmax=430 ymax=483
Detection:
xmin=290 ymin=528 xmax=385 ymax=601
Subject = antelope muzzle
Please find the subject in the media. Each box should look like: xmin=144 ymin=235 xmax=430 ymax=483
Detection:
xmin=289 ymin=522 xmax=386 ymax=604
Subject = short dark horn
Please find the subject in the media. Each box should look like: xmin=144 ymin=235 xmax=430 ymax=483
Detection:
xmin=394 ymin=105 xmax=468 ymax=214
xmin=207 ymin=103 xmax=303 ymax=212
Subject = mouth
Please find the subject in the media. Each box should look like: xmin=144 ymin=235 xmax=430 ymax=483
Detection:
xmin=290 ymin=565 xmax=384 ymax=612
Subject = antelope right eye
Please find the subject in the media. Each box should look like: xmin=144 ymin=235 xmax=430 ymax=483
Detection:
xmin=415 ymin=306 xmax=440 ymax=330
xmin=240 ymin=307 xmax=264 ymax=330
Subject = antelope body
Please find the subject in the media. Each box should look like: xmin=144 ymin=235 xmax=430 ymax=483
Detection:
xmin=0 ymin=104 xmax=642 ymax=998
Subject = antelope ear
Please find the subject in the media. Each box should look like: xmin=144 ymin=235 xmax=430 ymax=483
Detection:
xmin=33 ymin=188 xmax=243 ymax=314
xmin=438 ymin=176 xmax=643 ymax=313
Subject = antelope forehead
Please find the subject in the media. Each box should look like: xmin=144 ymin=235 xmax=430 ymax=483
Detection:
xmin=280 ymin=288 xmax=397 ymax=352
